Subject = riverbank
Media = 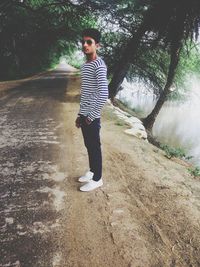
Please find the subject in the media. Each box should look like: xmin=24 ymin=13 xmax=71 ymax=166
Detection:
xmin=117 ymin=80 xmax=200 ymax=168
xmin=1 ymin=69 xmax=200 ymax=266
xmin=111 ymin=98 xmax=198 ymax=170
xmin=51 ymin=74 xmax=200 ymax=266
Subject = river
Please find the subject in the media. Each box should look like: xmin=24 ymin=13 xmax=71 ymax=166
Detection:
xmin=117 ymin=78 xmax=200 ymax=167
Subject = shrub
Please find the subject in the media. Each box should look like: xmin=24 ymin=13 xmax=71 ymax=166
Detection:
xmin=160 ymin=144 xmax=192 ymax=160
xmin=188 ymin=166 xmax=200 ymax=177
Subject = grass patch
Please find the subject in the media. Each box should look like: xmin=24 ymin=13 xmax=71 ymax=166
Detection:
xmin=160 ymin=144 xmax=192 ymax=160
xmin=188 ymin=166 xmax=200 ymax=177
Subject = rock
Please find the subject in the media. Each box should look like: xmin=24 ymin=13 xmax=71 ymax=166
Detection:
xmin=107 ymin=101 xmax=148 ymax=141
xmin=125 ymin=128 xmax=147 ymax=140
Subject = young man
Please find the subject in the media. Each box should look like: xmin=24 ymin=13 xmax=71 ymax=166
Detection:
xmin=75 ymin=28 xmax=108 ymax=192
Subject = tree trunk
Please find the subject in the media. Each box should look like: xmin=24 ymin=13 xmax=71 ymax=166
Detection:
xmin=142 ymin=47 xmax=181 ymax=131
xmin=142 ymin=11 xmax=186 ymax=132
xmin=108 ymin=16 xmax=151 ymax=100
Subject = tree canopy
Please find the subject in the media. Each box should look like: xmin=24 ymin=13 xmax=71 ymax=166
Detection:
xmin=1 ymin=0 xmax=200 ymax=131
xmin=0 ymin=0 xmax=96 ymax=80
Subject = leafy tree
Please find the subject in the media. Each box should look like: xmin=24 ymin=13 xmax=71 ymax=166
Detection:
xmin=0 ymin=0 xmax=96 ymax=80
xmin=107 ymin=0 xmax=200 ymax=132
xmin=1 ymin=0 xmax=200 ymax=136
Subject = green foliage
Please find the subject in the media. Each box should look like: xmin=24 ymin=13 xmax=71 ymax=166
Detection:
xmin=66 ymin=59 xmax=82 ymax=69
xmin=128 ymin=46 xmax=170 ymax=95
xmin=160 ymin=144 xmax=192 ymax=160
xmin=0 ymin=0 xmax=95 ymax=80
xmin=65 ymin=49 xmax=84 ymax=69
xmin=179 ymin=46 xmax=200 ymax=76
xmin=1 ymin=0 xmax=200 ymax=99
xmin=176 ymin=43 xmax=200 ymax=82
xmin=188 ymin=166 xmax=200 ymax=177
xmin=168 ymin=44 xmax=200 ymax=100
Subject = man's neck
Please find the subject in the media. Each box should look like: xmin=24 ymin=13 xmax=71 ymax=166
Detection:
xmin=86 ymin=53 xmax=98 ymax=63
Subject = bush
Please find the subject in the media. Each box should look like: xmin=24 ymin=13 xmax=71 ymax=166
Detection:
xmin=188 ymin=167 xmax=200 ymax=177
xmin=160 ymin=144 xmax=192 ymax=160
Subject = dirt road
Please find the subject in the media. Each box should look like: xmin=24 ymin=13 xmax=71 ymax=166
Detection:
xmin=0 ymin=67 xmax=200 ymax=267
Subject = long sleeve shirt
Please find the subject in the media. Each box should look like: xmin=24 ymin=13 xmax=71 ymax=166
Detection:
xmin=78 ymin=57 xmax=108 ymax=121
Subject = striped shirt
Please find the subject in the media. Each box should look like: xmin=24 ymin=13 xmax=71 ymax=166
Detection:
xmin=78 ymin=57 xmax=108 ymax=121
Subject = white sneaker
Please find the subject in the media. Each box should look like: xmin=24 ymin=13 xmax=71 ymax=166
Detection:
xmin=80 ymin=179 xmax=103 ymax=192
xmin=78 ymin=171 xmax=94 ymax=183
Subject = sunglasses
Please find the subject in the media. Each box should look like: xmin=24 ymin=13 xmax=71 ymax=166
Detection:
xmin=81 ymin=39 xmax=93 ymax=46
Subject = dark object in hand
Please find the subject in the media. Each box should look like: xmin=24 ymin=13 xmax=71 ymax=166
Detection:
xmin=75 ymin=116 xmax=81 ymax=128
xmin=85 ymin=117 xmax=92 ymax=125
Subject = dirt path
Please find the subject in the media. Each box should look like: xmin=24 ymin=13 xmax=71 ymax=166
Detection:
xmin=0 ymin=69 xmax=200 ymax=267
xmin=59 ymin=77 xmax=200 ymax=267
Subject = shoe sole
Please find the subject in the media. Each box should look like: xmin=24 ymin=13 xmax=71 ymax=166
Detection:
xmin=79 ymin=182 xmax=103 ymax=192
xmin=78 ymin=178 xmax=92 ymax=183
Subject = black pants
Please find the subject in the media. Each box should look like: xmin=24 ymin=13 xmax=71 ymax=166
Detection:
xmin=80 ymin=116 xmax=102 ymax=181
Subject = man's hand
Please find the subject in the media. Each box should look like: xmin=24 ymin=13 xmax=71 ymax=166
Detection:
xmin=75 ymin=116 xmax=81 ymax=128
xmin=85 ymin=117 xmax=92 ymax=125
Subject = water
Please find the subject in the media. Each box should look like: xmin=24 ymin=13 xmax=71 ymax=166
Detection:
xmin=117 ymin=78 xmax=200 ymax=167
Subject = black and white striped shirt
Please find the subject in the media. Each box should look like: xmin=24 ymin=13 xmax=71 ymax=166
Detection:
xmin=78 ymin=57 xmax=108 ymax=121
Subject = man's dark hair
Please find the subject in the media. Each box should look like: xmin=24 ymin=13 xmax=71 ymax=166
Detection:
xmin=82 ymin=28 xmax=101 ymax=43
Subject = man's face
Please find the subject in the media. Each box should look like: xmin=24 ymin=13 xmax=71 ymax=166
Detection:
xmin=81 ymin=36 xmax=99 ymax=55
